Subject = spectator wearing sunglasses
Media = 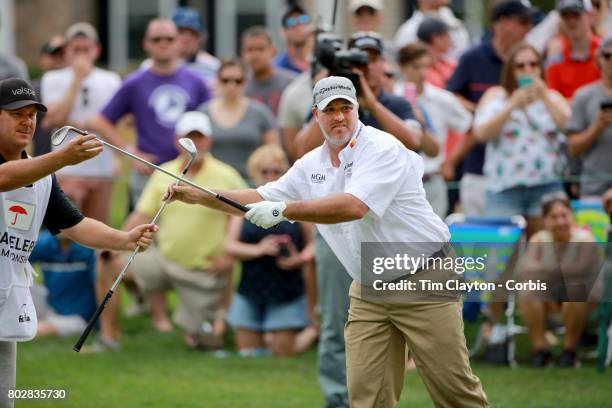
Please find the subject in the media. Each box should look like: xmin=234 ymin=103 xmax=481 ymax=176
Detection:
xmin=91 ymin=19 xmax=211 ymax=206
xmin=275 ymin=4 xmax=314 ymax=74
xmin=567 ymin=36 xmax=612 ymax=197
xmin=198 ymin=58 xmax=280 ymax=179
xmin=546 ymin=0 xmax=601 ymax=99
xmin=474 ymin=42 xmax=570 ymax=237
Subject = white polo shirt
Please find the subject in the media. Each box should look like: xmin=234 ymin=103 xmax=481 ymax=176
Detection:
xmin=257 ymin=122 xmax=450 ymax=283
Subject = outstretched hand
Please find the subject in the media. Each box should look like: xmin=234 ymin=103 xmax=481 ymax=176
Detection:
xmin=125 ymin=223 xmax=158 ymax=252
xmin=60 ymin=134 xmax=103 ymax=165
xmin=164 ymin=184 xmax=204 ymax=205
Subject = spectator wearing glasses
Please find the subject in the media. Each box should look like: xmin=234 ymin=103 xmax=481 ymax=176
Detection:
xmin=199 ymin=58 xmax=280 ymax=179
xmin=41 ymin=23 xmax=121 ymax=225
xmin=567 ymin=36 xmax=612 ymax=198
xmin=91 ymin=18 xmax=211 ymax=206
xmin=474 ymin=42 xmax=570 ymax=236
xmin=546 ymin=0 xmax=602 ymax=99
xmin=276 ymin=4 xmax=314 ymax=74
xmin=445 ymin=0 xmax=534 ymax=217
xmin=242 ymin=26 xmax=297 ymax=117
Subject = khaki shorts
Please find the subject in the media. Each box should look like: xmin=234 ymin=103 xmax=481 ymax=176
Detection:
xmin=127 ymin=247 xmax=226 ymax=333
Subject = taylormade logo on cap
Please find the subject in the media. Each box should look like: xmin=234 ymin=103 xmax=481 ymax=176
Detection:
xmin=313 ymin=76 xmax=358 ymax=110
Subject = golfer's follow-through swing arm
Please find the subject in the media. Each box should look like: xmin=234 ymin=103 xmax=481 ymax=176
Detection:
xmin=49 ymin=126 xmax=245 ymax=351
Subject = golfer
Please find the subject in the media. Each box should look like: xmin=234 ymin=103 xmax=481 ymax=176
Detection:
xmin=167 ymin=76 xmax=488 ymax=407
xmin=0 ymin=78 xmax=157 ymax=408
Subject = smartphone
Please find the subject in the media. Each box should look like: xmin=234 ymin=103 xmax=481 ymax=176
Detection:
xmin=601 ymin=100 xmax=612 ymax=111
xmin=518 ymin=75 xmax=534 ymax=88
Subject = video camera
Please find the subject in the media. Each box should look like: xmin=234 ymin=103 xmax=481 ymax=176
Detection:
xmin=311 ymin=32 xmax=368 ymax=95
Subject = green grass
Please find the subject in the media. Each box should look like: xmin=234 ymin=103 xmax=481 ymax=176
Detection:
xmin=16 ymin=315 xmax=612 ymax=408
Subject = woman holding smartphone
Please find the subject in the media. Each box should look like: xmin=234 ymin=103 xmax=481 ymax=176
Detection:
xmin=474 ymin=42 xmax=570 ymax=237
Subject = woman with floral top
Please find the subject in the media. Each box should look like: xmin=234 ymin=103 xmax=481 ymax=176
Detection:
xmin=474 ymin=42 xmax=571 ymax=237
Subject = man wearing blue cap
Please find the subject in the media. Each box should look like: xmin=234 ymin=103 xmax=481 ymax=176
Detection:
xmin=172 ymin=6 xmax=220 ymax=87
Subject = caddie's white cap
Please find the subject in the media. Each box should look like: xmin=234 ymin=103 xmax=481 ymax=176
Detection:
xmin=312 ymin=76 xmax=358 ymax=110
xmin=175 ymin=111 xmax=212 ymax=137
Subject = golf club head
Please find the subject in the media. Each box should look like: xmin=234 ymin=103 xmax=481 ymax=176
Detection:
xmin=51 ymin=126 xmax=88 ymax=146
xmin=178 ymin=137 xmax=197 ymax=160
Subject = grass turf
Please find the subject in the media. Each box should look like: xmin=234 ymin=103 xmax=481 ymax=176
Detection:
xmin=16 ymin=313 xmax=612 ymax=408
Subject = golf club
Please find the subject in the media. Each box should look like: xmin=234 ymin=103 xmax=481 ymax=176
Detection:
xmin=73 ymin=137 xmax=197 ymax=352
xmin=51 ymin=126 xmax=248 ymax=213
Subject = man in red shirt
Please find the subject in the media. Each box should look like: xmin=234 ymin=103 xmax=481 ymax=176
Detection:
xmin=546 ymin=0 xmax=601 ymax=99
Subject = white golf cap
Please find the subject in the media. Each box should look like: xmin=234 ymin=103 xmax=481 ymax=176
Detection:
xmin=312 ymin=76 xmax=358 ymax=110
xmin=349 ymin=0 xmax=383 ymax=13
xmin=175 ymin=111 xmax=212 ymax=137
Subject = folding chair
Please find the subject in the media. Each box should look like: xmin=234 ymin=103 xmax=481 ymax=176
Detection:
xmin=571 ymin=199 xmax=611 ymax=372
xmin=446 ymin=214 xmax=527 ymax=368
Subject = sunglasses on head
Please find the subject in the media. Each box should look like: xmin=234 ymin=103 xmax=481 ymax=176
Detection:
xmin=220 ymin=77 xmax=244 ymax=85
xmin=514 ymin=61 xmax=539 ymax=69
xmin=149 ymin=36 xmax=175 ymax=44
xmin=284 ymin=14 xmax=310 ymax=28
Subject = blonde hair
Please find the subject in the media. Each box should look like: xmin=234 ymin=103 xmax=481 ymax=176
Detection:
xmin=246 ymin=144 xmax=289 ymax=181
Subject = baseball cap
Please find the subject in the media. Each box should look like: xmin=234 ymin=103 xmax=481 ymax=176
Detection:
xmin=491 ymin=0 xmax=534 ymax=22
xmin=348 ymin=31 xmax=384 ymax=53
xmin=175 ymin=111 xmax=212 ymax=137
xmin=312 ymin=76 xmax=358 ymax=110
xmin=0 ymin=78 xmax=47 ymax=112
xmin=556 ymin=0 xmax=586 ymax=12
xmin=65 ymin=22 xmax=99 ymax=43
xmin=349 ymin=0 xmax=383 ymax=13
xmin=172 ymin=7 xmax=203 ymax=33
xmin=281 ymin=4 xmax=310 ymax=28
xmin=417 ymin=17 xmax=449 ymax=43
xmin=41 ymin=35 xmax=64 ymax=55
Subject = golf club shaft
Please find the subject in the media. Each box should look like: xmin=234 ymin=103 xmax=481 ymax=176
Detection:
xmin=98 ymin=139 xmax=248 ymax=213
xmin=73 ymin=165 xmax=192 ymax=352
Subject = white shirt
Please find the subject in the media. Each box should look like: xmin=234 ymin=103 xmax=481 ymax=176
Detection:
xmin=394 ymin=7 xmax=471 ymax=59
xmin=414 ymin=83 xmax=472 ymax=174
xmin=42 ymin=67 xmax=121 ymax=178
xmin=257 ymin=122 xmax=450 ymax=283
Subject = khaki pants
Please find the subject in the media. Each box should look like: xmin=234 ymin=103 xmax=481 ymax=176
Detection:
xmin=345 ymin=281 xmax=488 ymax=408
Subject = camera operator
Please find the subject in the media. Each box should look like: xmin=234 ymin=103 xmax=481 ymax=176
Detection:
xmin=296 ymin=32 xmax=427 ymax=157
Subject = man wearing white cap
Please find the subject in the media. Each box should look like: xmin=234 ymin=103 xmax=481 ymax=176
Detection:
xmin=96 ymin=111 xmax=246 ymax=351
xmin=167 ymin=77 xmax=488 ymax=407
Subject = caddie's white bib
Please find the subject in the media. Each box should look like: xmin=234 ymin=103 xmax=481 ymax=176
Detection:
xmin=0 ymin=171 xmax=51 ymax=341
